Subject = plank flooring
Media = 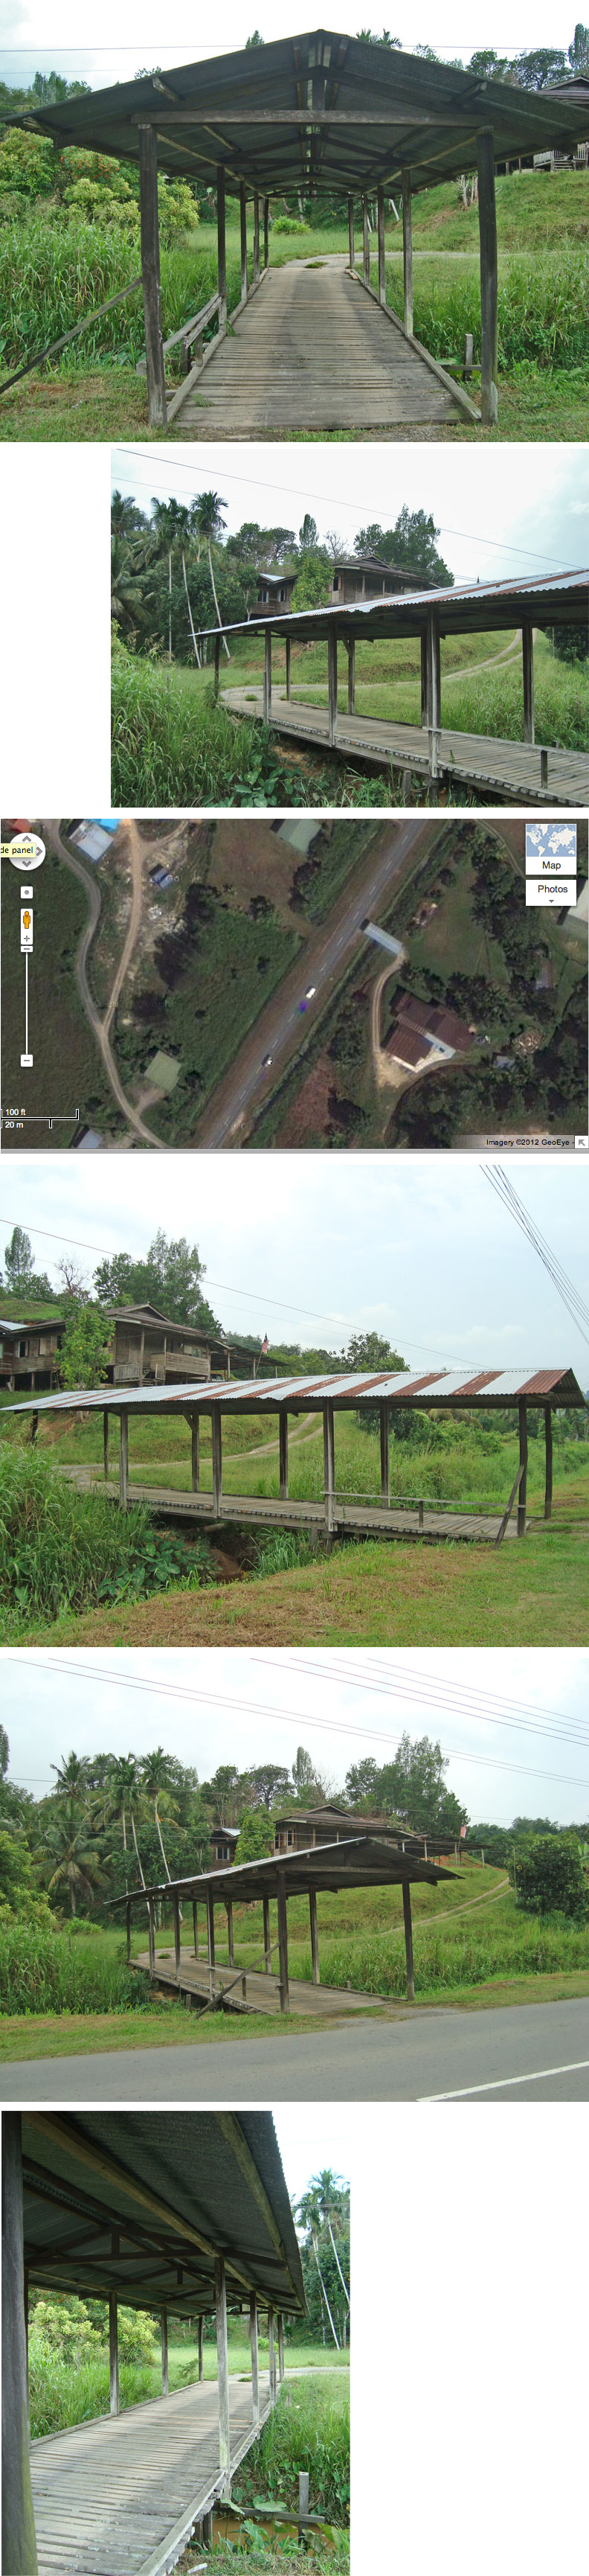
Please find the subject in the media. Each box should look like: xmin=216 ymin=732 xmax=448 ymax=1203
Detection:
xmin=223 ymin=687 xmax=589 ymax=806
xmin=31 ymin=2375 xmax=268 ymax=2576
xmin=64 ymin=1470 xmax=518 ymax=1543
xmin=134 ymin=1955 xmax=387 ymax=2016
xmin=172 ymin=259 xmax=468 ymax=431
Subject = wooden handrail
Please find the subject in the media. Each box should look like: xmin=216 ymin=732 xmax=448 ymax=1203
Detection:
xmin=136 ymin=291 xmax=221 ymax=374
xmin=495 ymin=1458 xmax=525 ymax=1548
xmin=0 ymin=273 xmax=142 ymax=395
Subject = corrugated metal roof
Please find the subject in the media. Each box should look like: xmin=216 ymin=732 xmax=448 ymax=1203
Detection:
xmin=197 ymin=567 xmax=589 ymax=643
xmin=110 ymin=1834 xmax=456 ymax=1908
xmin=21 ymin=2112 xmax=306 ymax=2317
xmin=7 ymin=1365 xmax=585 ymax=1413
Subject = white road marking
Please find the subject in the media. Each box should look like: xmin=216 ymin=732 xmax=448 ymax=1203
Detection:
xmin=421 ymin=2056 xmax=589 ymax=2100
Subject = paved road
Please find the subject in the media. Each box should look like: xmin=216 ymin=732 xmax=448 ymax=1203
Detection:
xmin=2 ymin=1999 xmax=588 ymax=2102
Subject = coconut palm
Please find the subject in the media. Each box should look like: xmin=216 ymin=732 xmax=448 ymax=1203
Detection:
xmin=190 ymin=490 xmax=231 ymax=657
xmin=141 ymin=1748 xmax=179 ymax=1882
xmin=50 ymin=1752 xmax=90 ymax=1800
xmin=42 ymin=1800 xmax=107 ymax=1920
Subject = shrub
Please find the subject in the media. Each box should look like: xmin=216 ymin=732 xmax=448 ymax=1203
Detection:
xmin=513 ymin=1832 xmax=588 ymax=1920
xmin=273 ymin=214 xmax=311 ymax=234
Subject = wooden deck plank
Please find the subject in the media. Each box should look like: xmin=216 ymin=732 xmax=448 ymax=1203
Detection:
xmin=31 ymin=2378 xmax=262 ymax=2576
xmin=222 ymin=686 xmax=588 ymax=805
xmin=135 ymin=1955 xmax=387 ymax=2016
xmin=62 ymin=1468 xmax=517 ymax=1544
xmin=170 ymin=258 xmax=468 ymax=431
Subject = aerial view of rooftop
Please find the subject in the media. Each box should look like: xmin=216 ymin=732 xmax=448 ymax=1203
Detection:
xmin=1 ymin=813 xmax=586 ymax=1151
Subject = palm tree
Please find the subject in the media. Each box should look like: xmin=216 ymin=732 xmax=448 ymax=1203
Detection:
xmin=42 ymin=1800 xmax=107 ymax=1920
xmin=50 ymin=1753 xmax=90 ymax=1800
xmin=103 ymin=1754 xmax=143 ymax=1887
xmin=294 ymin=2178 xmax=342 ymax=2350
xmin=190 ymin=491 xmax=231 ymax=657
xmin=141 ymin=1748 xmax=178 ymax=1882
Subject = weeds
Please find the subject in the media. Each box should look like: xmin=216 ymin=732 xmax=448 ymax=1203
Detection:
xmin=0 ymin=1446 xmax=213 ymax=1634
xmin=234 ymin=2379 xmax=350 ymax=2525
xmin=0 ymin=1922 xmax=144 ymax=2015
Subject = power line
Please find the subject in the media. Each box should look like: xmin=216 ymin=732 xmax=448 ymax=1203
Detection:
xmin=113 ymin=449 xmax=576 ymax=572
xmin=483 ymin=1167 xmax=589 ymax=1349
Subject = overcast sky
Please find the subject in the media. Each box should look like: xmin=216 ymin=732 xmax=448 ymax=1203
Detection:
xmin=112 ymin=442 xmax=588 ymax=586
xmin=1 ymin=1152 xmax=588 ymax=1373
xmin=1 ymin=1 xmax=580 ymax=90
xmin=1 ymin=1645 xmax=588 ymax=1823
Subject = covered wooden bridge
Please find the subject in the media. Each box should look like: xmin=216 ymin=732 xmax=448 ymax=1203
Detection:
xmin=1 ymin=2109 xmax=305 ymax=2576
xmin=9 ymin=1363 xmax=586 ymax=1546
xmin=108 ymin=1828 xmax=456 ymax=2016
xmin=5 ymin=31 xmax=589 ymax=433
xmin=202 ymin=566 xmax=589 ymax=808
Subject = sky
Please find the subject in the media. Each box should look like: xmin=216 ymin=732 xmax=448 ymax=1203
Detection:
xmin=1 ymin=1644 xmax=588 ymax=1823
xmin=1 ymin=1151 xmax=588 ymax=1373
xmin=0 ymin=0 xmax=579 ymax=91
xmin=112 ymin=442 xmax=589 ymax=587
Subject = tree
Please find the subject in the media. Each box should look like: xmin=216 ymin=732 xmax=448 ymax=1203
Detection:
xmin=344 ymin=1758 xmax=379 ymax=1806
xmin=235 ymin=1809 xmax=274 ymax=1861
xmin=295 ymin=2171 xmax=350 ymax=2351
xmin=192 ymin=490 xmax=231 ymax=656
xmin=246 ymin=1764 xmax=292 ymax=1811
xmin=344 ymin=1331 xmax=405 ymax=1370
xmin=141 ymin=1749 xmax=178 ymax=1881
xmin=292 ymin=1745 xmax=318 ymax=1795
xmin=93 ymin=1230 xmax=220 ymax=1332
xmin=60 ymin=1303 xmax=111 ymax=1390
xmin=42 ymin=1800 xmax=106 ymax=1918
xmin=50 ymin=1753 xmax=90 ymax=1800
xmin=4 ymin=1227 xmax=36 ymax=1294
xmin=106 ymin=1754 xmax=141 ymax=1885
xmin=298 ymin=514 xmax=318 ymax=551
xmin=292 ymin=552 xmax=331 ymax=610
xmin=513 ymin=1832 xmax=588 ymax=1918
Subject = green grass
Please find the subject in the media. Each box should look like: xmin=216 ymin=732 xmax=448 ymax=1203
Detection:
xmin=0 ymin=1446 xmax=214 ymax=1638
xmin=234 ymin=2374 xmax=350 ymax=2525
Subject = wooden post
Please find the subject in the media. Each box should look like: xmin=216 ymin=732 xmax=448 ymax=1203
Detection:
xmin=540 ymin=747 xmax=548 ymax=787
xmin=285 ymin=634 xmax=292 ymax=700
xmin=518 ymin=1400 xmax=528 ymax=1538
xmin=30 ymin=1413 xmax=38 ymax=1446
xmin=173 ymin=1892 xmax=181 ymax=1981
xmin=215 ymin=2256 xmax=231 ymax=2488
xmin=126 ymin=1899 xmax=131 ymax=1963
xmin=276 ymin=1867 xmax=289 ymax=2013
xmin=309 ymin=1885 xmax=320 ymax=1984
xmin=190 ymin=1416 xmax=200 ymax=1492
xmin=263 ymin=196 xmax=269 ymax=267
xmin=323 ymin=1400 xmax=335 ymax=1533
xmin=420 ymin=631 xmax=428 ymax=727
xmin=1 ymin=2117 xmax=38 ymax=2575
xmin=250 ymin=2293 xmax=260 ymax=2423
xmin=211 ymin=1410 xmax=222 ymax=1516
xmin=362 ymin=194 xmax=370 ymax=287
xmin=347 ymin=639 xmax=355 ymax=714
xmin=214 ymin=634 xmax=220 ymax=701
xmin=402 ymin=1878 xmax=415 ymax=2003
xmin=268 ymin=2305 xmax=276 ymax=2401
xmin=216 ymin=164 xmax=227 ymax=332
xmin=277 ymin=2313 xmax=285 ymax=2384
xmin=426 ymin=611 xmax=441 ymax=776
xmin=298 ymin=2473 xmax=310 ymax=2545
xmin=263 ymin=1891 xmax=271 ymax=1974
xmin=253 ymin=190 xmax=260 ymax=284
xmin=477 ymin=127 xmax=498 ymax=425
xmin=379 ymin=1404 xmax=390 ymax=1505
xmin=279 ymin=1410 xmax=289 ymax=1499
xmin=148 ymin=1898 xmax=155 ymax=1972
xmin=103 ymin=1408 xmax=109 ymax=1480
xmin=109 ymin=2294 xmax=119 ymax=2417
xmin=226 ymin=1896 xmax=234 ymax=1967
xmin=207 ymin=1888 xmax=216 ymax=1999
xmin=263 ymin=624 xmax=272 ymax=723
xmin=347 ymin=194 xmax=355 ymax=269
xmin=138 ymin=124 xmax=167 ymax=429
xmin=119 ymin=1409 xmax=129 ymax=1509
xmin=522 ymin=620 xmax=535 ymax=744
xmin=402 ymin=169 xmax=413 ymax=335
xmin=198 ymin=2315 xmax=204 ymax=2381
xmin=327 ymin=631 xmax=338 ymax=745
xmin=544 ymin=1404 xmax=553 ymax=1522
xmin=239 ymin=182 xmax=248 ymax=302
xmin=193 ymin=1899 xmax=199 ymax=1959
xmin=24 ymin=2266 xmax=30 ymax=2441
xmin=161 ymin=2305 xmax=169 ymax=2397
xmin=377 ymin=184 xmax=386 ymax=305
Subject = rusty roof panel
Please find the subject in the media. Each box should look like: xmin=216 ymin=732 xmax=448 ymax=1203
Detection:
xmin=7 ymin=1364 xmax=586 ymax=1417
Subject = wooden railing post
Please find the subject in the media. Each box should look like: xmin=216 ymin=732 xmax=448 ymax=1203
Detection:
xmin=377 ymin=184 xmax=386 ymax=305
xmin=263 ymin=196 xmax=269 ymax=267
xmin=263 ymin=1891 xmax=271 ymax=1974
xmin=518 ymin=1400 xmax=528 ymax=1537
xmin=239 ymin=182 xmax=248 ymax=303
xmin=544 ymin=1405 xmax=553 ymax=1521
xmin=276 ymin=1868 xmax=290 ymax=2013
xmin=477 ymin=127 xmax=498 ymax=424
xmin=148 ymin=1898 xmax=155 ymax=1972
xmin=379 ymin=1404 xmax=390 ymax=1505
xmin=119 ymin=1409 xmax=129 ymax=1509
xmin=286 ymin=634 xmax=292 ymax=700
xmin=138 ymin=124 xmax=167 ymax=427
xmin=426 ymin=610 xmax=441 ymax=779
xmin=277 ymin=2313 xmax=285 ymax=2384
xmin=226 ymin=1896 xmax=234 ymax=1967
xmin=211 ymin=1410 xmax=222 ymax=1515
xmin=309 ymin=1885 xmax=320 ymax=1985
xmin=347 ymin=638 xmax=355 ymax=713
xmin=254 ymin=191 xmax=260 ymax=284
xmin=103 ymin=1408 xmax=109 ymax=1480
xmin=327 ymin=630 xmax=338 ymax=745
xmin=126 ymin=1899 xmax=131 ymax=1962
xmin=268 ymin=2305 xmax=276 ymax=2402
xmin=347 ymin=193 xmax=355 ymax=269
xmin=190 ymin=1416 xmax=200 ymax=1492
xmin=522 ymin=619 xmax=535 ymax=744
xmin=216 ymin=164 xmax=227 ymax=332
xmin=362 ymin=194 xmax=370 ymax=287
xmin=402 ymin=1878 xmax=415 ymax=2002
xmin=402 ymin=170 xmax=413 ymax=334
xmin=207 ymin=1889 xmax=216 ymax=1999
xmin=215 ymin=2256 xmax=231 ymax=2490
xmin=198 ymin=2315 xmax=204 ymax=2382
xmin=263 ymin=625 xmax=272 ymax=723
xmin=193 ymin=1899 xmax=199 ymax=1958
xmin=250 ymin=2293 xmax=260 ymax=2423
xmin=173 ymin=1893 xmax=181 ymax=1981
xmin=161 ymin=2305 xmax=169 ymax=2397
xmin=109 ymin=2293 xmax=119 ymax=2416
xmin=420 ymin=630 xmax=428 ymax=727
xmin=279 ymin=1409 xmax=289 ymax=1498
xmin=323 ymin=1401 xmax=335 ymax=1533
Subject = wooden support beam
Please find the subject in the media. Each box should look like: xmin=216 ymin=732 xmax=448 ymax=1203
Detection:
xmin=193 ymin=1898 xmax=199 ymax=1959
xmin=518 ymin=1399 xmax=528 ymax=1538
xmin=279 ymin=1409 xmax=289 ymax=1499
xmin=477 ymin=127 xmax=498 ymax=425
xmin=198 ymin=2315 xmax=204 ymax=2382
xmin=327 ymin=630 xmax=338 ymax=746
xmin=362 ymin=194 xmax=370 ymax=287
xmin=190 ymin=1416 xmax=200 ymax=1492
xmin=286 ymin=634 xmax=292 ymax=700
xmin=24 ymin=2266 xmax=30 ymax=2441
xmin=263 ymin=1891 xmax=271 ymax=1974
xmin=347 ymin=192 xmax=355 ymax=268
xmin=173 ymin=1892 xmax=181 ymax=1981
xmin=119 ymin=1410 xmax=129 ymax=1509
xmin=426 ymin=610 xmax=441 ymax=777
xmin=216 ymin=164 xmax=227 ymax=331
xmin=147 ymin=1898 xmax=155 ymax=1972
xmin=298 ymin=2473 xmax=310 ymax=2546
xmin=377 ymin=183 xmax=386 ymax=304
xmin=522 ymin=619 xmax=535 ymax=744
xmin=323 ymin=1400 xmax=335 ymax=1533
xmin=138 ymin=124 xmax=167 ymax=428
xmin=277 ymin=2313 xmax=285 ymax=2384
xmin=226 ymin=1896 xmax=234 ymax=1967
xmin=379 ymin=1404 xmax=390 ymax=1506
xmin=263 ymin=195 xmax=269 ymax=266
xmin=161 ymin=2305 xmax=169 ymax=2397
xmin=207 ymin=1888 xmax=216 ymax=2000
xmin=211 ymin=1410 xmax=222 ymax=1516
xmin=402 ymin=1878 xmax=415 ymax=2003
xmin=109 ymin=2293 xmax=119 ymax=2416
xmin=1 ymin=2118 xmax=38 ymax=2575
xmin=253 ymin=189 xmax=260 ymax=284
xmin=544 ymin=1404 xmax=553 ymax=1522
xmin=347 ymin=639 xmax=355 ymax=714
xmin=126 ymin=1899 xmax=131 ymax=1963
xmin=263 ymin=624 xmax=272 ymax=723
xmin=250 ymin=2293 xmax=260 ymax=2422
xmin=239 ymin=181 xmax=248 ymax=301
xmin=268 ymin=2305 xmax=276 ymax=2403
xmin=420 ymin=630 xmax=428 ymax=727
xmin=309 ymin=1885 xmax=320 ymax=1986
xmin=276 ymin=1867 xmax=289 ymax=2013
xmin=215 ymin=2256 xmax=231 ymax=2488
xmin=402 ymin=170 xmax=413 ymax=334
xmin=214 ymin=634 xmax=220 ymax=701
xmin=103 ymin=1408 xmax=109 ymax=1481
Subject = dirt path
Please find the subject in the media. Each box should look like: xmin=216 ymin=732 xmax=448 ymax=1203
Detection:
xmin=102 ymin=819 xmax=144 ymax=1039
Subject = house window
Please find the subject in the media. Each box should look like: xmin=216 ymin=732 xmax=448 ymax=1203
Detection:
xmin=19 ymin=1341 xmax=27 ymax=1358
xmin=287 ymin=1828 xmax=293 ymax=1846
xmin=280 ymin=587 xmax=285 ymax=601
xmin=332 ymin=574 xmax=339 ymax=591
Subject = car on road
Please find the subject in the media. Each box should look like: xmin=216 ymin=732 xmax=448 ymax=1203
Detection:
xmin=262 ymin=1053 xmax=273 ymax=1068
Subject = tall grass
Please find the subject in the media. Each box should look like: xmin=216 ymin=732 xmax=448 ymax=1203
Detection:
xmin=310 ymin=1914 xmax=589 ymax=1996
xmin=29 ymin=2345 xmax=152 ymax=2438
xmin=0 ymin=1922 xmax=141 ymax=2015
xmin=0 ymin=1445 xmax=208 ymax=1635
xmin=386 ymin=244 xmax=589 ymax=372
xmin=112 ymin=652 xmax=395 ymax=808
xmin=236 ymin=2378 xmax=350 ymax=2523
xmin=0 ymin=215 xmax=245 ymax=371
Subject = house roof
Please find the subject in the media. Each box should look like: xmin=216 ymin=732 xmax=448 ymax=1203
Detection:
xmin=108 ymin=1304 xmax=223 ymax=1337
xmin=7 ymin=32 xmax=589 ymax=196
xmin=0 ymin=1314 xmax=65 ymax=1335
xmin=20 ymin=2112 xmax=306 ymax=2319
xmin=196 ymin=567 xmax=588 ymax=647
